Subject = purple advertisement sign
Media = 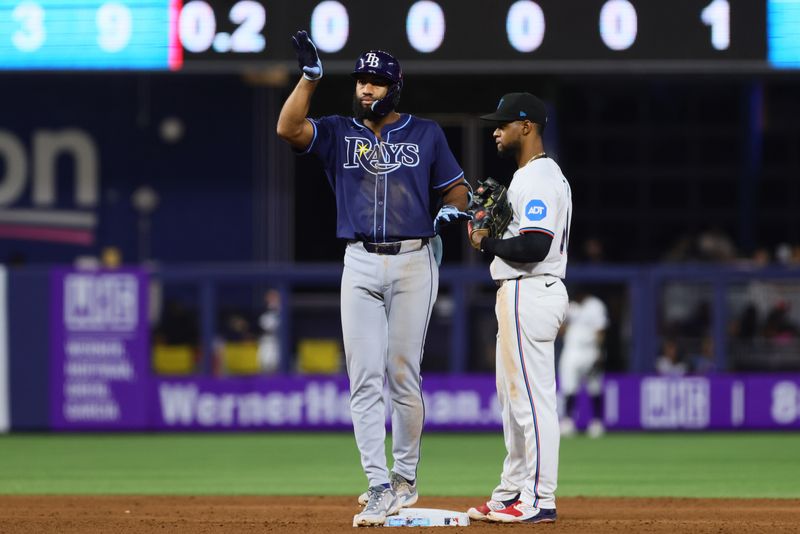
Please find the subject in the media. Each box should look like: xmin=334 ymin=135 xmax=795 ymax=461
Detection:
xmin=148 ymin=373 xmax=800 ymax=432
xmin=149 ymin=375 xmax=504 ymax=432
xmin=604 ymin=374 xmax=800 ymax=430
xmin=50 ymin=268 xmax=149 ymax=430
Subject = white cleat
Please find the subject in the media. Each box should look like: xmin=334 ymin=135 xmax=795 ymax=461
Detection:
xmin=357 ymin=472 xmax=417 ymax=508
xmin=353 ymin=486 xmax=400 ymax=527
xmin=587 ymin=418 xmax=605 ymax=438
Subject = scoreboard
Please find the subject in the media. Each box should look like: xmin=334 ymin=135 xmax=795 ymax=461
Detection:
xmin=0 ymin=0 xmax=798 ymax=72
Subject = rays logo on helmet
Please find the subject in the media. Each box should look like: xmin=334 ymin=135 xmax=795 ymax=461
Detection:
xmin=526 ymin=199 xmax=547 ymax=221
xmin=365 ymin=53 xmax=381 ymax=67
xmin=343 ymin=137 xmax=420 ymax=175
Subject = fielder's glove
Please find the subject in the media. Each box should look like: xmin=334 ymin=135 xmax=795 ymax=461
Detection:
xmin=467 ymin=177 xmax=513 ymax=250
xmin=291 ymin=30 xmax=323 ymax=81
xmin=433 ymin=204 xmax=472 ymax=234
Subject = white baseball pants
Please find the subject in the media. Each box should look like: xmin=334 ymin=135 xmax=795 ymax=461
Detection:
xmin=491 ymin=275 xmax=568 ymax=510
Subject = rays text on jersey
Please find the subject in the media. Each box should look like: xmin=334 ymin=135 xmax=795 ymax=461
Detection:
xmin=343 ymin=136 xmax=420 ymax=175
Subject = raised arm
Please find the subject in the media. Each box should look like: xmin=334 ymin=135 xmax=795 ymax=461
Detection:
xmin=276 ymin=77 xmax=318 ymax=150
xmin=276 ymin=30 xmax=323 ymax=150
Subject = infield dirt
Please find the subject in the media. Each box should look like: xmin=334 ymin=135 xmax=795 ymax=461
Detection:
xmin=1 ymin=495 xmax=799 ymax=533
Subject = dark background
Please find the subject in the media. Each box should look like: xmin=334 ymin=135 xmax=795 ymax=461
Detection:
xmin=1 ymin=72 xmax=798 ymax=265
xmin=3 ymin=0 xmax=796 ymax=266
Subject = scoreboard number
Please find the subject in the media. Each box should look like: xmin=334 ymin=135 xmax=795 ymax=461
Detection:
xmin=0 ymin=1 xmax=794 ymax=72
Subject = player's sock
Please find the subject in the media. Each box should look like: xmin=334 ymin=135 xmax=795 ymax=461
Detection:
xmin=591 ymin=394 xmax=603 ymax=419
xmin=565 ymin=394 xmax=576 ymax=416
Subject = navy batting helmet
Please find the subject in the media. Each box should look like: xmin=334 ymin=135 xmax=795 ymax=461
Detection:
xmin=351 ymin=50 xmax=403 ymax=87
xmin=352 ymin=50 xmax=403 ymax=114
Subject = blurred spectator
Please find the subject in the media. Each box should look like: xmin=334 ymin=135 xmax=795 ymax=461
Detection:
xmin=687 ymin=336 xmax=715 ymax=374
xmin=748 ymin=246 xmax=771 ymax=267
xmin=696 ymin=226 xmax=737 ymax=262
xmin=743 ymin=247 xmax=783 ymax=327
xmin=775 ymin=243 xmax=793 ymax=265
xmin=558 ymin=288 xmax=608 ymax=438
xmin=257 ymin=289 xmax=282 ymax=373
xmin=213 ymin=309 xmax=260 ymax=376
xmin=663 ymin=234 xmax=694 ymax=262
xmin=221 ymin=312 xmax=255 ymax=342
xmin=793 ymin=245 xmax=800 ymax=265
xmin=655 ymin=338 xmax=689 ymax=376
xmin=658 ymin=295 xmax=714 ymax=374
xmin=663 ymin=227 xmax=737 ymax=263
xmin=679 ymin=301 xmax=715 ymax=373
xmin=762 ymin=301 xmax=798 ymax=344
xmin=580 ymin=237 xmax=606 ymax=263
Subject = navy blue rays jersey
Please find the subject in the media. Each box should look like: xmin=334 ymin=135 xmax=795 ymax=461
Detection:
xmin=300 ymin=114 xmax=464 ymax=242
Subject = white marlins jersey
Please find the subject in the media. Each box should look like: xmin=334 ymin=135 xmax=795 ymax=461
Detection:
xmin=563 ymin=296 xmax=609 ymax=355
xmin=490 ymin=157 xmax=572 ymax=281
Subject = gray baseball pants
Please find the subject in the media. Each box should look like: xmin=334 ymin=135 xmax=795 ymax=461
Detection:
xmin=341 ymin=239 xmax=438 ymax=487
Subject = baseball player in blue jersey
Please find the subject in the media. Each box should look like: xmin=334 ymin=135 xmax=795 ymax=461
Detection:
xmin=466 ymin=93 xmax=572 ymax=524
xmin=276 ymin=31 xmax=470 ymax=527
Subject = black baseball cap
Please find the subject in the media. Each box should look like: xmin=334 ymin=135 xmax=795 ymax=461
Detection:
xmin=480 ymin=92 xmax=547 ymax=126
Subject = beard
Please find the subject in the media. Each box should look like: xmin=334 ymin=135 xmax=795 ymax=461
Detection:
xmin=497 ymin=140 xmax=520 ymax=160
xmin=352 ymin=93 xmax=382 ymax=122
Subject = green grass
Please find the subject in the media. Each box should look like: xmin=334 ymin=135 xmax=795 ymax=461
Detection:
xmin=0 ymin=432 xmax=798 ymax=498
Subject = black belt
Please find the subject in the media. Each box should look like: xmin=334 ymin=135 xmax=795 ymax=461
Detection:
xmin=495 ymin=274 xmax=557 ymax=287
xmin=360 ymin=238 xmax=428 ymax=255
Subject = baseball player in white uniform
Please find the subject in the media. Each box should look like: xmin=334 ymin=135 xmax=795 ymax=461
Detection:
xmin=466 ymin=93 xmax=571 ymax=524
xmin=558 ymin=288 xmax=609 ymax=438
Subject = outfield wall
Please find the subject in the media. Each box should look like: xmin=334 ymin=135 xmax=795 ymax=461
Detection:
xmin=0 ymin=266 xmax=9 ymax=433
xmin=42 ymin=373 xmax=800 ymax=432
xmin=145 ymin=374 xmax=800 ymax=432
xmin=4 ymin=264 xmax=800 ymax=431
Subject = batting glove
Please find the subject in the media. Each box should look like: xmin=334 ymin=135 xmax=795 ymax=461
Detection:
xmin=291 ymin=30 xmax=323 ymax=81
xmin=434 ymin=204 xmax=472 ymax=234
xmin=370 ymin=83 xmax=401 ymax=117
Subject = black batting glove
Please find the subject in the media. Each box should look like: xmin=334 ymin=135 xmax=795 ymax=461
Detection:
xmin=291 ymin=30 xmax=323 ymax=81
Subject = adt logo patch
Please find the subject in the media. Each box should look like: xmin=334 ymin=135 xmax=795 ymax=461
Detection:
xmin=526 ymin=199 xmax=547 ymax=221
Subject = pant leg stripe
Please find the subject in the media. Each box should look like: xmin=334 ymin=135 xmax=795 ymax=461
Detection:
xmin=514 ymin=279 xmax=541 ymax=507
xmin=411 ymin=247 xmax=436 ymax=479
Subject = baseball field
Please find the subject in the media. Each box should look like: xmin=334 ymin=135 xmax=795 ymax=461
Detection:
xmin=0 ymin=432 xmax=798 ymax=533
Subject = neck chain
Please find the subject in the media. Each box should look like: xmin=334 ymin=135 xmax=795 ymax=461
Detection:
xmin=526 ymin=152 xmax=547 ymax=166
